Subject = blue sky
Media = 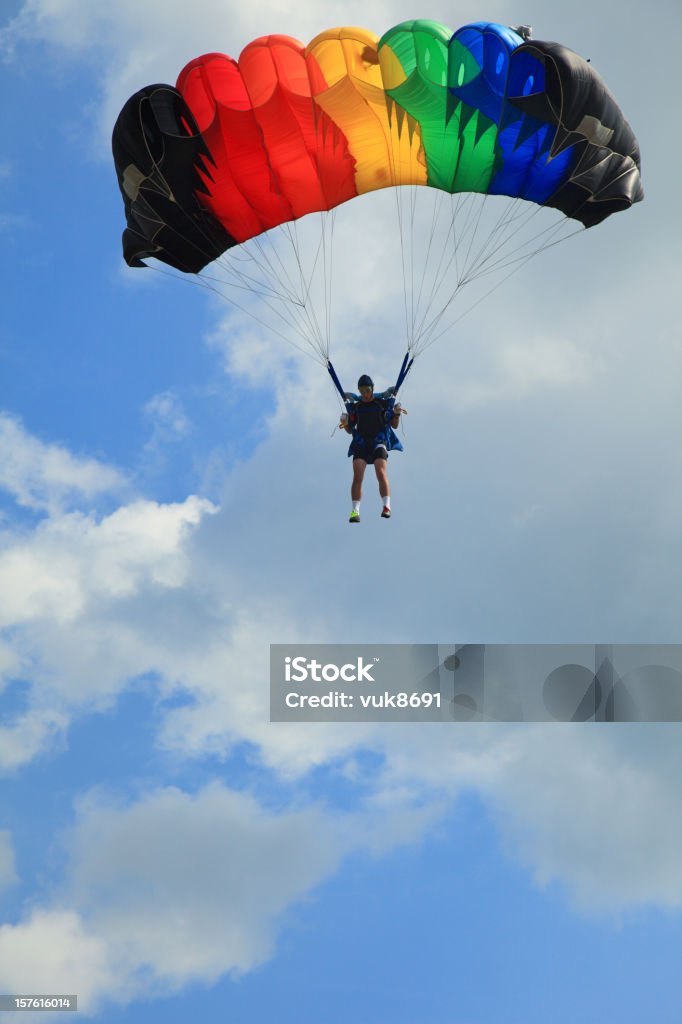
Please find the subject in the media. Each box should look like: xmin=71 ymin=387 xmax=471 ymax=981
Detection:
xmin=1 ymin=0 xmax=681 ymax=1020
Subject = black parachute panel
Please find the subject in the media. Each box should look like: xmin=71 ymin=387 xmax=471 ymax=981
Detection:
xmin=505 ymin=40 xmax=644 ymax=227
xmin=112 ymin=85 xmax=234 ymax=273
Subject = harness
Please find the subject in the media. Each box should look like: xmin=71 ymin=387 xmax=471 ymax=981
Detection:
xmin=327 ymin=352 xmax=412 ymax=457
xmin=346 ymin=396 xmax=403 ymax=456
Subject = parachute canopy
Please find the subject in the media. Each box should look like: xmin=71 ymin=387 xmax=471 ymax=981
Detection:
xmin=112 ymin=20 xmax=643 ymax=275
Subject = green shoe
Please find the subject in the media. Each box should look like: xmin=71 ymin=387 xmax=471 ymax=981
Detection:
xmin=349 ymin=510 xmax=360 ymax=523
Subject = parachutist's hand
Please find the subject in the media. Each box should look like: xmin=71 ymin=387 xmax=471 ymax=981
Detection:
xmin=385 ymin=386 xmax=397 ymax=397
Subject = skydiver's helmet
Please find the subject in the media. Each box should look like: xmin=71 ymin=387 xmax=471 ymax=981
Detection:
xmin=357 ymin=375 xmax=374 ymax=390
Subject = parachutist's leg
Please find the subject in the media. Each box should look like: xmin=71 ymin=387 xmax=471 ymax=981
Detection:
xmin=352 ymin=458 xmax=367 ymax=502
xmin=374 ymin=458 xmax=389 ymax=500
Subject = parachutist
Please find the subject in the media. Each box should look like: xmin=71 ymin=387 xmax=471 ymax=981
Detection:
xmin=113 ymin=20 xmax=642 ymax=459
xmin=342 ymin=375 xmax=402 ymax=523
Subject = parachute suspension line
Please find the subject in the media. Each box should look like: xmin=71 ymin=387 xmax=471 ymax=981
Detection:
xmin=408 ymin=186 xmax=460 ymax=356
xmin=408 ymin=190 xmax=476 ymax=354
xmin=228 ymin=236 xmax=323 ymax=354
xmin=450 ymin=192 xmax=474 ymax=284
xmin=409 ymin=187 xmax=420 ymax=352
xmin=452 ymin=194 xmax=519 ymax=287
xmin=319 ymin=209 xmax=337 ymax=363
xmin=409 ymin=184 xmax=419 ymax=350
xmin=137 ymin=164 xmax=321 ymax=325
xmin=198 ymin=263 xmax=297 ymax=304
xmin=411 ymin=191 xmax=464 ymax=347
xmin=457 ymin=198 xmax=543 ymax=285
xmin=286 ymin=214 xmax=330 ymax=362
xmin=132 ymin=177 xmax=299 ymax=308
xmin=459 ymin=191 xmax=491 ymax=283
xmin=149 ymin=263 xmax=325 ymax=366
xmin=254 ymin=226 xmax=333 ymax=354
xmin=401 ymin=186 xmax=583 ymax=359
xmin=229 ymin=230 xmax=297 ymax=301
xmin=409 ymin=187 xmax=446 ymax=307
xmin=430 ymin=190 xmax=480 ymax=301
xmin=465 ymin=222 xmax=584 ymax=285
xmin=394 ymin=184 xmax=413 ymax=357
xmin=465 ymin=199 xmax=532 ymax=279
xmin=415 ymin=202 xmax=533 ymax=352
xmin=137 ymin=179 xmax=335 ymax=358
xmin=325 ymin=211 xmax=333 ymax=360
xmin=217 ymin=217 xmax=346 ymax=363
xmin=327 ymin=210 xmax=336 ymax=358
xmin=319 ymin=213 xmax=329 ymax=358
xmin=412 ymin=186 xmax=448 ymax=332
xmin=314 ymin=211 xmax=336 ymax=361
xmin=136 ymin=205 xmax=324 ymax=349
xmin=460 ymin=208 xmax=582 ymax=284
xmin=386 ymin=98 xmax=412 ymax=354
xmin=417 ymin=221 xmax=586 ymax=354
xmin=282 ymin=219 xmax=330 ymax=360
xmin=248 ymin=232 xmax=301 ymax=304
xmin=212 ymin=215 xmax=331 ymax=365
xmin=204 ymin=232 xmax=301 ymax=303
xmin=150 ymin=164 xmax=337 ymax=366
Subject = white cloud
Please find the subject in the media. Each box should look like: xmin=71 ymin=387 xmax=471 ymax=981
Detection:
xmin=0 ymin=708 xmax=69 ymax=773
xmin=207 ymin=316 xmax=304 ymax=390
xmin=433 ymin=332 xmax=599 ymax=410
xmin=64 ymin=784 xmax=346 ymax=983
xmin=0 ymin=413 xmax=127 ymax=514
xmin=337 ymin=723 xmax=682 ymax=912
xmin=0 ymin=909 xmax=116 ymax=1015
xmin=0 ymin=783 xmax=368 ymax=1010
xmin=0 ymin=497 xmax=215 ymax=627
xmin=488 ymin=727 xmax=682 ymax=911
xmin=1 ymin=0 xmax=421 ymax=152
xmin=138 ymin=391 xmax=194 ymax=481
xmin=0 ymin=475 xmax=220 ymax=766
xmin=143 ymin=391 xmax=191 ymax=443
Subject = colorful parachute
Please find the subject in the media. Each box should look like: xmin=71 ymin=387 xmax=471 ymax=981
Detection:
xmin=112 ymin=20 xmax=643 ymax=371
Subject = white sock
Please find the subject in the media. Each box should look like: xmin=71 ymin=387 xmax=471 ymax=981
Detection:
xmin=382 ymin=495 xmax=391 ymax=509
xmin=352 ymin=501 xmax=360 ymax=513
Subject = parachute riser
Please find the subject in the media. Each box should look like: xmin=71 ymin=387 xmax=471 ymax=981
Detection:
xmin=393 ymin=352 xmax=415 ymax=397
xmin=327 ymin=360 xmax=347 ymax=403
xmin=328 ymin=353 xmax=413 ymax=404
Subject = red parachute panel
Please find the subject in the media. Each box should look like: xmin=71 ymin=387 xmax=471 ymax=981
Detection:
xmin=177 ymin=36 xmax=358 ymax=243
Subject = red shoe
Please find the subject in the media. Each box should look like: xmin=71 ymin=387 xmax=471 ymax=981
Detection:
xmin=381 ymin=506 xmax=391 ymax=519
